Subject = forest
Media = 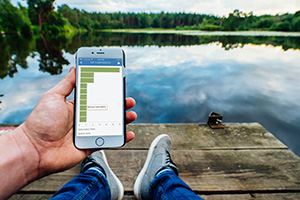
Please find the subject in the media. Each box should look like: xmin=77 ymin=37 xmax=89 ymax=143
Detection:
xmin=0 ymin=0 xmax=300 ymax=34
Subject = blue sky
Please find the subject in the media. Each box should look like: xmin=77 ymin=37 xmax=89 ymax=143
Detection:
xmin=12 ymin=0 xmax=300 ymax=16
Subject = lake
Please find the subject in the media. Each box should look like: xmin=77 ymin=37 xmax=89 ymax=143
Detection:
xmin=0 ymin=31 xmax=299 ymax=156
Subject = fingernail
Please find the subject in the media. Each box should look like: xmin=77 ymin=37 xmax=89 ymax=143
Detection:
xmin=69 ymin=66 xmax=75 ymax=72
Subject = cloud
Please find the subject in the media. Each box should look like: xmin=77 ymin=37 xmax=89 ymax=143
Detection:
xmin=51 ymin=0 xmax=300 ymax=16
xmin=11 ymin=0 xmax=300 ymax=16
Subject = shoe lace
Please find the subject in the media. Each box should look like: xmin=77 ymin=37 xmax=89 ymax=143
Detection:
xmin=165 ymin=150 xmax=174 ymax=166
xmin=81 ymin=157 xmax=96 ymax=172
xmin=163 ymin=150 xmax=179 ymax=175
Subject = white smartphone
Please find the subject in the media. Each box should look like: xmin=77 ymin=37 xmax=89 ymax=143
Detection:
xmin=74 ymin=47 xmax=126 ymax=149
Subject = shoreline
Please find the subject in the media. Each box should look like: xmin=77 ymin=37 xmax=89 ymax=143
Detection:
xmin=2 ymin=29 xmax=300 ymax=37
xmin=108 ymin=29 xmax=300 ymax=37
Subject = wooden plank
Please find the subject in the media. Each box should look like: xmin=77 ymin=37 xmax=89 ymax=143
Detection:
xmin=21 ymin=149 xmax=300 ymax=193
xmin=0 ymin=124 xmax=19 ymax=127
xmin=9 ymin=193 xmax=300 ymax=200
xmin=9 ymin=194 xmax=52 ymax=200
xmin=125 ymin=123 xmax=287 ymax=150
xmin=174 ymin=150 xmax=300 ymax=193
xmin=202 ymin=193 xmax=300 ymax=200
xmin=7 ymin=123 xmax=298 ymax=198
xmin=20 ymin=170 xmax=80 ymax=192
xmin=0 ymin=123 xmax=287 ymax=149
xmin=108 ymin=150 xmax=300 ymax=192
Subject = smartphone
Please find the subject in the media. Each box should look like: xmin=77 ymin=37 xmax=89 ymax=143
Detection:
xmin=74 ymin=47 xmax=126 ymax=149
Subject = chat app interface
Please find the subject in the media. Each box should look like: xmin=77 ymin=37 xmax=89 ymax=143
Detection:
xmin=76 ymin=58 xmax=123 ymax=136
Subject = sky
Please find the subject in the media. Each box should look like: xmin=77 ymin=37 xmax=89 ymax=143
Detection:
xmin=12 ymin=0 xmax=300 ymax=16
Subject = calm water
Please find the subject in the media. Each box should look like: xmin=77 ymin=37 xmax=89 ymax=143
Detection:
xmin=0 ymin=32 xmax=300 ymax=156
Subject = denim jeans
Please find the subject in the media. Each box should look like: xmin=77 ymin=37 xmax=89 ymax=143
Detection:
xmin=150 ymin=168 xmax=204 ymax=200
xmin=50 ymin=167 xmax=203 ymax=200
xmin=50 ymin=167 xmax=110 ymax=200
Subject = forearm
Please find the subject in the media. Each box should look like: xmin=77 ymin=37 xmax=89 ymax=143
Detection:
xmin=0 ymin=125 xmax=39 ymax=199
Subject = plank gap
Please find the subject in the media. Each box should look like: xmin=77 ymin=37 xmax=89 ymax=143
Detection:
xmin=195 ymin=190 xmax=300 ymax=195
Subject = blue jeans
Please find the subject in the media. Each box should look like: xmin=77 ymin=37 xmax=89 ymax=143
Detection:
xmin=50 ymin=167 xmax=110 ymax=200
xmin=50 ymin=167 xmax=203 ymax=200
xmin=150 ymin=168 xmax=204 ymax=200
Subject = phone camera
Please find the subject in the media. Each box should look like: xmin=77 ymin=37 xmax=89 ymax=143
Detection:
xmin=92 ymin=52 xmax=94 ymax=54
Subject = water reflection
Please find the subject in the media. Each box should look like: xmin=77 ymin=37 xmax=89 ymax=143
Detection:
xmin=1 ymin=32 xmax=300 ymax=79
xmin=0 ymin=32 xmax=299 ymax=156
xmin=124 ymin=45 xmax=300 ymax=156
xmin=0 ymin=33 xmax=69 ymax=78
xmin=0 ymin=34 xmax=33 ymax=78
xmin=36 ymin=34 xmax=69 ymax=75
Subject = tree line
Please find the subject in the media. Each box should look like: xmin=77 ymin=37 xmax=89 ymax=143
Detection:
xmin=58 ymin=6 xmax=300 ymax=32
xmin=0 ymin=0 xmax=300 ymax=34
xmin=1 ymin=31 xmax=300 ymax=79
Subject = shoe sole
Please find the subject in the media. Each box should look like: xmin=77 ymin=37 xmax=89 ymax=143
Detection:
xmin=100 ymin=150 xmax=124 ymax=200
xmin=133 ymin=134 xmax=170 ymax=199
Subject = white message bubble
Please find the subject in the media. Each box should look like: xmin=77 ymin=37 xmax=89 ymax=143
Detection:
xmin=87 ymin=105 xmax=108 ymax=111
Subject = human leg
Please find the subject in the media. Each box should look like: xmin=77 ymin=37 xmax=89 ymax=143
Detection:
xmin=149 ymin=167 xmax=204 ymax=200
xmin=50 ymin=150 xmax=123 ymax=200
xmin=50 ymin=166 xmax=110 ymax=200
xmin=134 ymin=134 xmax=203 ymax=200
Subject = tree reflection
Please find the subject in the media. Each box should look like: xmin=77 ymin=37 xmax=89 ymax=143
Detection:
xmin=0 ymin=32 xmax=300 ymax=79
xmin=217 ymin=36 xmax=300 ymax=51
xmin=0 ymin=34 xmax=33 ymax=79
xmin=64 ymin=32 xmax=300 ymax=51
xmin=0 ymin=33 xmax=69 ymax=79
xmin=35 ymin=34 xmax=69 ymax=75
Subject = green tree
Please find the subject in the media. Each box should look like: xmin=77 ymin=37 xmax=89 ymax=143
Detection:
xmin=77 ymin=10 xmax=92 ymax=30
xmin=254 ymin=17 xmax=274 ymax=29
xmin=292 ymin=11 xmax=300 ymax=31
xmin=53 ymin=7 xmax=300 ymax=32
xmin=292 ymin=17 xmax=300 ymax=31
xmin=27 ymin=0 xmax=55 ymax=31
xmin=58 ymin=4 xmax=79 ymax=28
xmin=0 ymin=0 xmax=32 ymax=33
xmin=271 ymin=21 xmax=291 ymax=31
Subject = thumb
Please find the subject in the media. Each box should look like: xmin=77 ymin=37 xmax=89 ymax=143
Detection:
xmin=48 ymin=67 xmax=76 ymax=97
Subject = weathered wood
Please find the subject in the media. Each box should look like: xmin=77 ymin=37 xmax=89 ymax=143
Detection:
xmin=105 ymin=149 xmax=300 ymax=193
xmin=201 ymin=193 xmax=300 ymax=200
xmin=0 ymin=124 xmax=19 ymax=127
xmin=125 ymin=123 xmax=287 ymax=150
xmin=21 ymin=149 xmax=300 ymax=193
xmin=4 ymin=123 xmax=300 ymax=199
xmin=9 ymin=194 xmax=52 ymax=200
xmin=9 ymin=193 xmax=300 ymax=200
xmin=0 ymin=123 xmax=287 ymax=149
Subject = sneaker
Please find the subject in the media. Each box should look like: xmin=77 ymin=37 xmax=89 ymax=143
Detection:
xmin=81 ymin=150 xmax=124 ymax=200
xmin=133 ymin=134 xmax=179 ymax=200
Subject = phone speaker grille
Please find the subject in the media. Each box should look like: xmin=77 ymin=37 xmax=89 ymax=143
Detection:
xmin=97 ymin=52 xmax=104 ymax=54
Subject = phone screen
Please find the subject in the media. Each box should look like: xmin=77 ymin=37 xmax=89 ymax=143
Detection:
xmin=75 ymin=57 xmax=124 ymax=137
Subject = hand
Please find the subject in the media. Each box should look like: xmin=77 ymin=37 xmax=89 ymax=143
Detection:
xmin=19 ymin=67 xmax=137 ymax=177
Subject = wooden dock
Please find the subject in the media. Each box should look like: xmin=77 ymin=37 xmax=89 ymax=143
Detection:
xmin=7 ymin=123 xmax=300 ymax=199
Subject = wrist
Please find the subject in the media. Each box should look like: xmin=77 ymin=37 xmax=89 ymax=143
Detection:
xmin=10 ymin=124 xmax=40 ymax=183
xmin=0 ymin=124 xmax=40 ymax=199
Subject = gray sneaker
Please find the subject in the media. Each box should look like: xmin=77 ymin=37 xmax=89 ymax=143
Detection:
xmin=133 ymin=134 xmax=179 ymax=200
xmin=81 ymin=150 xmax=124 ymax=200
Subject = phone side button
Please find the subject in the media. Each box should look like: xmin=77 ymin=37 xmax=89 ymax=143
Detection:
xmin=95 ymin=137 xmax=105 ymax=147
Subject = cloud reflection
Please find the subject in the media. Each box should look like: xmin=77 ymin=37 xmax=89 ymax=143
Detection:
xmin=0 ymin=44 xmax=299 ymax=155
xmin=124 ymin=45 xmax=300 ymax=154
